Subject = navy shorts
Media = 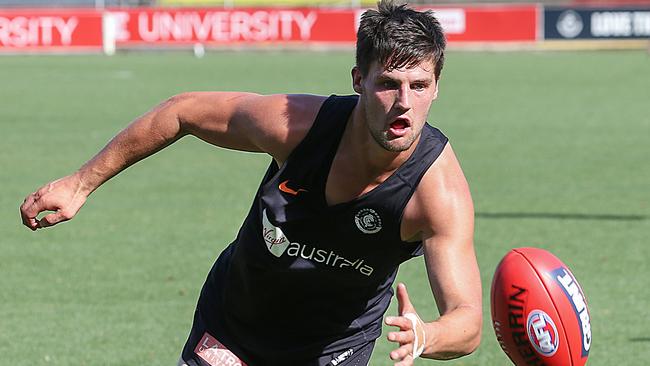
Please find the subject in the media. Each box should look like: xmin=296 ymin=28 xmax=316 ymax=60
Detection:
xmin=179 ymin=341 xmax=373 ymax=366
xmin=180 ymin=309 xmax=375 ymax=366
xmin=315 ymin=341 xmax=375 ymax=366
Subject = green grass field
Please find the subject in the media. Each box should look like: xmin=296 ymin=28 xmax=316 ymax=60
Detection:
xmin=1 ymin=50 xmax=648 ymax=365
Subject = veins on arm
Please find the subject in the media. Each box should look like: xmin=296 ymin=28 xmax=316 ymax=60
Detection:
xmin=407 ymin=144 xmax=482 ymax=358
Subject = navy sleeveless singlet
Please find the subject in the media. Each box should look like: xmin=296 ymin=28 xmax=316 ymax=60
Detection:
xmin=181 ymin=95 xmax=448 ymax=365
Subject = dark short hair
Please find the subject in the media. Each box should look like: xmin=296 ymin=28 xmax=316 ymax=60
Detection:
xmin=356 ymin=0 xmax=446 ymax=81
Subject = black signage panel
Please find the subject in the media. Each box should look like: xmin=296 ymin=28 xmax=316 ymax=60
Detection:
xmin=545 ymin=7 xmax=650 ymax=39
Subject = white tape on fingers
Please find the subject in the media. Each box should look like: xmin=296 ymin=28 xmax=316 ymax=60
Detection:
xmin=403 ymin=313 xmax=426 ymax=358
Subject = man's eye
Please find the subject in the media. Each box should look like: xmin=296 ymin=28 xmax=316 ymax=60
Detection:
xmin=412 ymin=83 xmax=426 ymax=91
xmin=382 ymin=81 xmax=397 ymax=89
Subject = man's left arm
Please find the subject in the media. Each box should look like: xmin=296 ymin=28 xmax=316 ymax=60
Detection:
xmin=385 ymin=144 xmax=482 ymax=364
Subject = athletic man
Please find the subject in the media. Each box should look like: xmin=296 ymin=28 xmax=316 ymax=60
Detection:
xmin=20 ymin=2 xmax=482 ymax=365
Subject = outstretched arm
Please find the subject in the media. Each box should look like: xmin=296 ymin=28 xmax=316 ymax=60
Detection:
xmin=20 ymin=92 xmax=325 ymax=230
xmin=385 ymin=144 xmax=482 ymax=364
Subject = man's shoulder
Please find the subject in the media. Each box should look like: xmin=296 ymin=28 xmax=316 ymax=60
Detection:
xmin=416 ymin=143 xmax=467 ymax=197
xmin=402 ymin=143 xmax=473 ymax=237
xmin=235 ymin=93 xmax=327 ymax=117
xmin=283 ymin=94 xmax=330 ymax=119
xmin=252 ymin=94 xmax=329 ymax=134
xmin=242 ymin=94 xmax=330 ymax=163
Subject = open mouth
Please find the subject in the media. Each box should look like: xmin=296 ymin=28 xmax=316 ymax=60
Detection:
xmin=389 ymin=118 xmax=410 ymax=137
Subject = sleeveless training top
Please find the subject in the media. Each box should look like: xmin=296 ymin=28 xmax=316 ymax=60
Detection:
xmin=192 ymin=94 xmax=448 ymax=365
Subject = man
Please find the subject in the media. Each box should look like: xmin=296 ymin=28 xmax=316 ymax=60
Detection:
xmin=20 ymin=1 xmax=482 ymax=365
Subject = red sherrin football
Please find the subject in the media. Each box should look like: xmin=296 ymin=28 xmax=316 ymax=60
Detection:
xmin=491 ymin=247 xmax=592 ymax=365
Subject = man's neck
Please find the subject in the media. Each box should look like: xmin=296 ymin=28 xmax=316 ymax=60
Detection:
xmin=343 ymin=105 xmax=419 ymax=175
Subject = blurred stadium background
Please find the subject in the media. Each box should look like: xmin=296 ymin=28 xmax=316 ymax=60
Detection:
xmin=1 ymin=0 xmax=649 ymax=365
xmin=2 ymin=0 xmax=650 ymax=5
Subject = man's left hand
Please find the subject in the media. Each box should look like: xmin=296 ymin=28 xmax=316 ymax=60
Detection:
xmin=385 ymin=283 xmax=427 ymax=365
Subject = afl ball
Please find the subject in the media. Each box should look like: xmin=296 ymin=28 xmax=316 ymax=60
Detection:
xmin=491 ymin=247 xmax=591 ymax=365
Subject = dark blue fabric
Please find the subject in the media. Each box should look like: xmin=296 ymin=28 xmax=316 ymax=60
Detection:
xmin=182 ymin=95 xmax=448 ymax=365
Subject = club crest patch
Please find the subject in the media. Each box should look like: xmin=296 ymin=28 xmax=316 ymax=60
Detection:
xmin=355 ymin=208 xmax=382 ymax=234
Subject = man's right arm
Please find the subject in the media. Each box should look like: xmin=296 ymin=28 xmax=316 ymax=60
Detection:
xmin=20 ymin=92 xmax=325 ymax=230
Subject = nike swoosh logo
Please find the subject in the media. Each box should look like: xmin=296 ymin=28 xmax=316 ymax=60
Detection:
xmin=279 ymin=180 xmax=308 ymax=196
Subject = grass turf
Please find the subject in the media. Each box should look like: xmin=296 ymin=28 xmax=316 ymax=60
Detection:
xmin=1 ymin=50 xmax=648 ymax=365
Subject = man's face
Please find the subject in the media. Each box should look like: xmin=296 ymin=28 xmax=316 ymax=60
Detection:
xmin=353 ymin=59 xmax=438 ymax=152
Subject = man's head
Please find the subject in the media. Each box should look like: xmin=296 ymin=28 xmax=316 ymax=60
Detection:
xmin=352 ymin=1 xmax=446 ymax=153
xmin=356 ymin=0 xmax=446 ymax=82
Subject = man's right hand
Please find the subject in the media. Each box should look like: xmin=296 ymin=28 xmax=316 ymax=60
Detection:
xmin=18 ymin=93 xmax=323 ymax=231
xmin=20 ymin=174 xmax=89 ymax=231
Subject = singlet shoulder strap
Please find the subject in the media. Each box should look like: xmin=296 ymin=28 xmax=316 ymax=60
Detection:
xmin=394 ymin=124 xmax=448 ymax=188
xmin=284 ymin=94 xmax=358 ymax=165
xmin=261 ymin=94 xmax=358 ymax=224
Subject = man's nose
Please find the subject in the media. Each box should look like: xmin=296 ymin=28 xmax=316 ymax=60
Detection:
xmin=395 ymin=85 xmax=411 ymax=110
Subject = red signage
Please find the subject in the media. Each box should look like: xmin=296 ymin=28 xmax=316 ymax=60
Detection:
xmin=107 ymin=6 xmax=537 ymax=46
xmin=106 ymin=8 xmax=356 ymax=46
xmin=105 ymin=5 xmax=537 ymax=46
xmin=0 ymin=5 xmax=539 ymax=52
xmin=436 ymin=5 xmax=538 ymax=42
xmin=0 ymin=9 xmax=103 ymax=52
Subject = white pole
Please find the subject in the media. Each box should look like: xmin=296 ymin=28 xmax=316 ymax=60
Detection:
xmin=102 ymin=12 xmax=116 ymax=56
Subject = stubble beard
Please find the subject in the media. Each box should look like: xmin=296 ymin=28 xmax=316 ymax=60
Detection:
xmin=366 ymin=111 xmax=418 ymax=153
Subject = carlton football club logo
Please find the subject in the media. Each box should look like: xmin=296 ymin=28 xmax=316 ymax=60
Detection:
xmin=354 ymin=208 xmax=382 ymax=234
xmin=556 ymin=10 xmax=584 ymax=39
xmin=527 ymin=310 xmax=559 ymax=357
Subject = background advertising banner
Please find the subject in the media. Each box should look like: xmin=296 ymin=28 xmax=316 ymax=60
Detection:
xmin=108 ymin=5 xmax=538 ymax=47
xmin=440 ymin=5 xmax=537 ymax=42
xmin=545 ymin=7 xmax=650 ymax=39
xmin=0 ymin=9 xmax=103 ymax=52
xmin=108 ymin=8 xmax=356 ymax=46
xmin=0 ymin=5 xmax=540 ymax=52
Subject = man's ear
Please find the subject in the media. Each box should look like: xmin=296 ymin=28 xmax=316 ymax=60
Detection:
xmin=351 ymin=66 xmax=364 ymax=94
xmin=432 ymin=80 xmax=439 ymax=100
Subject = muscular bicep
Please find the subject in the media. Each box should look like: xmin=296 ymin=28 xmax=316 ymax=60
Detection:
xmin=408 ymin=144 xmax=481 ymax=314
xmin=173 ymin=92 xmax=324 ymax=161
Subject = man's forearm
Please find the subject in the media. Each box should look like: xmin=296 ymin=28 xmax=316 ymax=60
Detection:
xmin=75 ymin=97 xmax=186 ymax=195
xmin=422 ymin=305 xmax=482 ymax=360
